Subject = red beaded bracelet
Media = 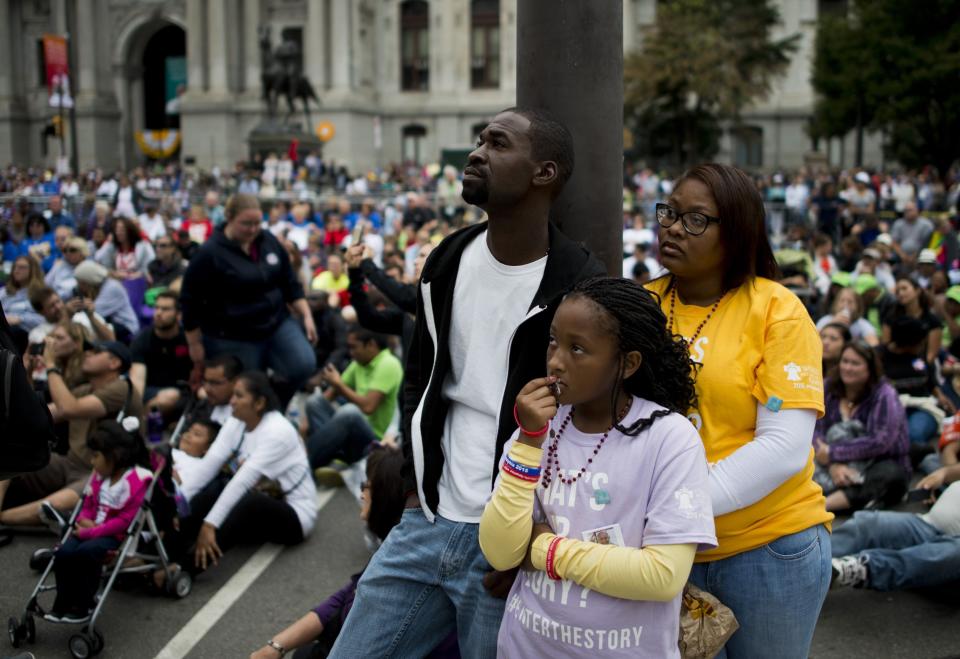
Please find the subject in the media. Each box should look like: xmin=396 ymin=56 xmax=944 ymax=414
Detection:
xmin=545 ymin=535 xmax=564 ymax=581
xmin=513 ymin=404 xmax=549 ymax=437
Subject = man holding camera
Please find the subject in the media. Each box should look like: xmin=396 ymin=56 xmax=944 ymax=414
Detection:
xmin=0 ymin=341 xmax=142 ymax=527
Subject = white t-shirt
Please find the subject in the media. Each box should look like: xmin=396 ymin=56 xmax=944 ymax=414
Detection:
xmin=921 ymin=481 xmax=960 ymax=536
xmin=172 ymin=448 xmax=207 ymax=503
xmin=138 ymin=213 xmax=168 ymax=242
xmin=436 ymin=233 xmax=547 ymax=522
xmin=193 ymin=413 xmax=318 ymax=535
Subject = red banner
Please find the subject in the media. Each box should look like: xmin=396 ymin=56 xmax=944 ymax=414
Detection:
xmin=42 ymin=34 xmax=73 ymax=108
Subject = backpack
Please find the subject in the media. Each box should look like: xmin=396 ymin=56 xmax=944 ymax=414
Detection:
xmin=0 ymin=347 xmax=54 ymax=479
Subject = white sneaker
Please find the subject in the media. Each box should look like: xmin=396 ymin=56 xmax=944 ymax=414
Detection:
xmin=831 ymin=555 xmax=868 ymax=588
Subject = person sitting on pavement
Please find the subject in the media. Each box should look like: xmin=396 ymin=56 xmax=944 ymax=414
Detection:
xmin=28 ymin=285 xmax=115 ymax=345
xmin=831 ymin=479 xmax=960 ymax=592
xmin=172 ymin=419 xmax=221 ymax=504
xmin=44 ymin=236 xmax=89 ymax=300
xmin=147 ymin=234 xmax=188 ymax=290
xmin=304 ymin=327 xmax=404 ymax=473
xmin=250 ymin=447 xmax=459 ymax=659
xmin=190 ymin=354 xmax=244 ymax=426
xmin=820 ymin=322 xmax=852 ymax=376
xmin=129 ymin=291 xmax=192 ymax=416
xmin=178 ymin=371 xmax=317 ymax=573
xmin=73 ymin=260 xmax=140 ymax=343
xmin=879 ymin=317 xmax=956 ymax=453
xmin=816 ymin=286 xmax=879 ymax=345
xmin=1 ymin=255 xmax=46 ymax=334
xmin=813 ymin=341 xmax=911 ymax=512
xmin=882 ymin=275 xmax=942 ymax=366
xmin=0 ymin=340 xmax=142 ymax=527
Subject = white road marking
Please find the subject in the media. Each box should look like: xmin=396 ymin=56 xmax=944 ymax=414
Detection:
xmin=154 ymin=488 xmax=338 ymax=659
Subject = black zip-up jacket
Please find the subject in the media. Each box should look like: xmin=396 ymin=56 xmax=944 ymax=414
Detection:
xmin=402 ymin=222 xmax=606 ymax=520
xmin=180 ymin=225 xmax=304 ymax=341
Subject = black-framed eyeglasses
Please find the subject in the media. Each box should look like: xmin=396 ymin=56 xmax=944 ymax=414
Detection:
xmin=655 ymin=203 xmax=721 ymax=236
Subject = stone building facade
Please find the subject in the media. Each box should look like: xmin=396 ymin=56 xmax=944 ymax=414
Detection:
xmin=0 ymin=0 xmax=881 ymax=174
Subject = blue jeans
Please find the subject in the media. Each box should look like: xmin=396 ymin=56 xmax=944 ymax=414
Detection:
xmin=832 ymin=509 xmax=960 ymax=591
xmin=907 ymin=409 xmax=939 ymax=445
xmin=204 ymin=316 xmax=317 ymax=388
xmin=688 ymin=524 xmax=831 ymax=659
xmin=304 ymin=394 xmax=379 ymax=468
xmin=329 ymin=509 xmax=505 ymax=659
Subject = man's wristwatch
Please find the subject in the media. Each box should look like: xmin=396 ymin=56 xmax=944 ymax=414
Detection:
xmin=266 ymin=639 xmax=287 ymax=657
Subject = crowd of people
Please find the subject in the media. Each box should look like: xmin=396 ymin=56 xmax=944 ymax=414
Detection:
xmin=2 ymin=106 xmax=960 ymax=658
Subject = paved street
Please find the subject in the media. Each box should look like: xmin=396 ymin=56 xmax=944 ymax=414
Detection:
xmin=2 ymin=490 xmax=957 ymax=659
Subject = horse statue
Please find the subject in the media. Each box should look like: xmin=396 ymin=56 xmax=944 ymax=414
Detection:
xmin=258 ymin=26 xmax=320 ymax=127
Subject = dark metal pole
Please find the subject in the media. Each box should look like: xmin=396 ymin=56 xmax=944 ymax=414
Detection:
xmin=517 ymin=0 xmax=623 ymax=275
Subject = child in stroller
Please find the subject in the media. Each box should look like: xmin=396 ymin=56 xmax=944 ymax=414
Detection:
xmin=49 ymin=419 xmax=152 ymax=623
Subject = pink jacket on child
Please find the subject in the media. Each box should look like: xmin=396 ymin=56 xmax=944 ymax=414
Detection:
xmin=75 ymin=466 xmax=153 ymax=541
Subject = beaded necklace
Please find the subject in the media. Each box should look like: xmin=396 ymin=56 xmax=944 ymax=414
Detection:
xmin=541 ymin=398 xmax=633 ymax=489
xmin=667 ymin=279 xmax=727 ymax=347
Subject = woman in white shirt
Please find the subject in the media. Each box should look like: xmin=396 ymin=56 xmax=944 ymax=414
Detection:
xmin=184 ymin=371 xmax=317 ymax=571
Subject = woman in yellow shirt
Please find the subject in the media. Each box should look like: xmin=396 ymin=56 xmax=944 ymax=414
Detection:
xmin=647 ymin=163 xmax=833 ymax=658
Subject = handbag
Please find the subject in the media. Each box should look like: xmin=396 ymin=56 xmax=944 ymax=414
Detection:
xmin=678 ymin=583 xmax=739 ymax=659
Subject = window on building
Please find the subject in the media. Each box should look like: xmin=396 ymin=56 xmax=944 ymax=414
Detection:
xmin=36 ymin=39 xmax=46 ymax=89
xmin=818 ymin=0 xmax=849 ymax=18
xmin=470 ymin=0 xmax=500 ymax=89
xmin=732 ymin=126 xmax=764 ymax=169
xmin=402 ymin=124 xmax=428 ymax=163
xmin=401 ymin=1 xmax=429 ymax=91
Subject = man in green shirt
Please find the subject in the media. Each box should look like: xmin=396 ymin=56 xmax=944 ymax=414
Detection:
xmin=305 ymin=327 xmax=403 ymax=470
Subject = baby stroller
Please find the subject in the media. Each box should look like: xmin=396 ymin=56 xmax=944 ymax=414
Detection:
xmin=7 ymin=453 xmax=191 ymax=659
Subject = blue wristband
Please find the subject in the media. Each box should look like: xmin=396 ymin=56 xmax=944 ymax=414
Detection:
xmin=504 ymin=455 xmax=541 ymax=478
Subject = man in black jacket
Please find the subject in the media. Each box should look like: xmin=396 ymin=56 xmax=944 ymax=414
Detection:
xmin=330 ymin=108 xmax=606 ymax=658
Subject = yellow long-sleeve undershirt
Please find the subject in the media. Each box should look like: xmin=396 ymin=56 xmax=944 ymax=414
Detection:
xmin=479 ymin=442 xmax=696 ymax=602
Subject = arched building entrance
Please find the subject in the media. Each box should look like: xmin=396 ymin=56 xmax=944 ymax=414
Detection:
xmin=114 ymin=14 xmax=186 ymax=168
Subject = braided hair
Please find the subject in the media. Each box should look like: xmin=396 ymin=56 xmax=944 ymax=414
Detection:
xmin=566 ymin=277 xmax=697 ymax=436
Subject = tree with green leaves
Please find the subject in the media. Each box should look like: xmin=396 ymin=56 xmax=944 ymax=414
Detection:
xmin=811 ymin=0 xmax=960 ymax=180
xmin=624 ymin=0 xmax=799 ymax=168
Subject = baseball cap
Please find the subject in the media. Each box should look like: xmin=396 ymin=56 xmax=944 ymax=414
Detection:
xmin=83 ymin=340 xmax=132 ymax=373
xmin=861 ymin=248 xmax=881 ymax=260
xmin=853 ymin=274 xmax=880 ymax=295
xmin=946 ymin=286 xmax=960 ymax=306
xmin=917 ymin=249 xmax=938 ymax=265
xmin=830 ymin=271 xmax=852 ymax=288
xmin=74 ymin=261 xmax=108 ymax=286
xmin=875 ymin=233 xmax=893 ymax=246
xmin=855 ymin=172 xmax=871 ymax=184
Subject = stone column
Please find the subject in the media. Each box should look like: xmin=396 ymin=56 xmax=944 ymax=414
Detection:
xmin=243 ymin=0 xmax=260 ymax=93
xmin=304 ymin=0 xmax=325 ymax=90
xmin=186 ymin=0 xmax=206 ymax=91
xmin=378 ymin=0 xmax=399 ymax=92
xmin=329 ymin=0 xmax=351 ymax=90
xmin=623 ymin=0 xmax=635 ymax=53
xmin=74 ymin=0 xmax=97 ymax=96
xmin=207 ymin=0 xmax=228 ymax=93
xmin=0 ymin=0 xmax=12 ymax=97
xmin=500 ymin=0 xmax=516 ymax=94
xmin=517 ymin=1 xmax=623 ymax=273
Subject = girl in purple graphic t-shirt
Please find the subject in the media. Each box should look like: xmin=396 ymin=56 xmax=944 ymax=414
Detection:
xmin=480 ymin=277 xmax=717 ymax=658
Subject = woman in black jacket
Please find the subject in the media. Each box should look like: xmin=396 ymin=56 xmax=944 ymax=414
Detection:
xmin=180 ymin=194 xmax=317 ymax=402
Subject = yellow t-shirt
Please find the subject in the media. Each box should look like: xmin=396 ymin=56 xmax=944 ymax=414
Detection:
xmin=646 ymin=276 xmax=833 ymax=561
xmin=310 ymin=271 xmax=350 ymax=293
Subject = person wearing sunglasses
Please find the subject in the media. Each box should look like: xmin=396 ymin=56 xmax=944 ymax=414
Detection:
xmin=646 ymin=163 xmax=832 ymax=659
xmin=45 ymin=236 xmax=89 ymax=300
